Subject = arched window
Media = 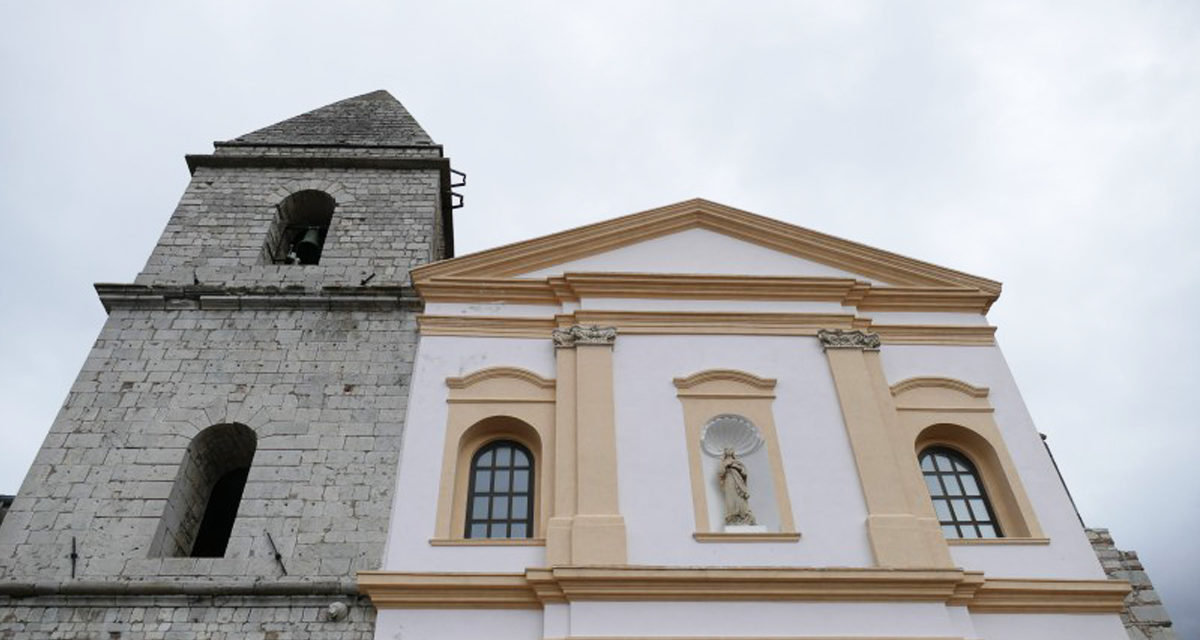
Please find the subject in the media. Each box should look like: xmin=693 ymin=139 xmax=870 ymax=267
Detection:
xmin=149 ymin=423 xmax=256 ymax=557
xmin=268 ymin=190 xmax=335 ymax=265
xmin=919 ymin=446 xmax=1002 ymax=539
xmin=464 ymin=440 xmax=534 ymax=539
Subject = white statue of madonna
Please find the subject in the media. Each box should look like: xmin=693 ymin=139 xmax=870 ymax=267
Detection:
xmin=701 ymin=414 xmax=768 ymax=533
xmin=719 ymin=448 xmax=756 ymax=526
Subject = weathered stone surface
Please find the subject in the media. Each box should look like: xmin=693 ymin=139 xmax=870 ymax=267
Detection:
xmin=134 ymin=166 xmax=444 ymax=288
xmin=225 ymin=90 xmax=436 ymax=147
xmin=0 ymin=594 xmax=375 ymax=639
xmin=1088 ymin=527 xmax=1178 ymax=640
xmin=0 ymin=308 xmax=418 ymax=582
xmin=0 ymin=91 xmax=451 ymax=639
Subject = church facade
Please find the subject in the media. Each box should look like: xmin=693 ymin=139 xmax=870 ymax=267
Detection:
xmin=0 ymin=92 xmax=1142 ymax=638
xmin=360 ymin=200 xmax=1131 ymax=639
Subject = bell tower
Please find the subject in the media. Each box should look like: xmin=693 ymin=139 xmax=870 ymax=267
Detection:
xmin=0 ymin=91 xmax=456 ymax=637
xmin=140 ymin=89 xmax=457 ymax=288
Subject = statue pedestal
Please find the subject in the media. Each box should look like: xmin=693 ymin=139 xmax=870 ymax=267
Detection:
xmin=723 ymin=525 xmax=767 ymax=533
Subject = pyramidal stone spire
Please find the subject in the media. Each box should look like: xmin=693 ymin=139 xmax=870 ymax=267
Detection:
xmin=222 ymin=89 xmax=436 ymax=147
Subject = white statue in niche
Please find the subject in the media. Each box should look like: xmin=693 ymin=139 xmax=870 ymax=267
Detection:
xmin=718 ymin=447 xmax=757 ymax=526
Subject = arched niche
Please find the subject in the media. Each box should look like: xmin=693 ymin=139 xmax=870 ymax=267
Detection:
xmin=149 ymin=423 xmax=257 ymax=558
xmin=673 ymin=369 xmax=797 ymax=538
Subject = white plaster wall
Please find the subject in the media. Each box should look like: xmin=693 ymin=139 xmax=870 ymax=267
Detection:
xmin=379 ymin=336 xmax=555 ymax=572
xmin=969 ymin=612 xmax=1128 ymax=640
xmin=566 ymin=601 xmax=959 ymax=638
xmin=612 ymin=334 xmax=874 ymax=567
xmin=578 ymin=297 xmax=851 ymax=314
xmin=880 ymin=343 xmax=1108 ymax=580
xmin=519 ymin=228 xmax=883 ymax=281
xmin=424 ymin=302 xmax=562 ymax=317
xmin=373 ymin=609 xmax=542 ymax=640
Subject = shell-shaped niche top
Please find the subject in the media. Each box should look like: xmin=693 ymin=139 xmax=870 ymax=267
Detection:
xmin=701 ymin=414 xmax=764 ymax=458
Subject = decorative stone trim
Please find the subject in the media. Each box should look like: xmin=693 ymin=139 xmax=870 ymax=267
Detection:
xmin=692 ymin=532 xmax=801 ymax=543
xmin=445 ymin=367 xmax=555 ymax=390
xmin=946 ymin=537 xmax=1049 ymax=546
xmin=551 ymin=325 xmax=617 ymax=348
xmin=429 ymin=538 xmax=546 ymax=547
xmin=95 ymin=284 xmax=421 ymax=313
xmin=410 ymin=199 xmax=1002 ymax=296
xmin=415 ymin=273 xmax=998 ymax=313
xmin=0 ymin=580 xmax=357 ymax=597
xmin=817 ymin=328 xmax=881 ymax=351
xmin=673 ymin=369 xmax=777 ymax=392
xmin=890 ymin=377 xmax=990 ymax=398
xmin=357 ymin=566 xmax=1130 ymax=612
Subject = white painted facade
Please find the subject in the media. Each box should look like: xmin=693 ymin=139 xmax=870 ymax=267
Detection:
xmin=373 ymin=221 xmax=1127 ymax=639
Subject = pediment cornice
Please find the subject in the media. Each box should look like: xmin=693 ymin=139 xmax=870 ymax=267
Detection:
xmin=414 ymin=199 xmax=1001 ymax=298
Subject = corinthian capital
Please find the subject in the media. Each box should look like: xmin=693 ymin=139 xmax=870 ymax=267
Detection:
xmin=817 ymin=329 xmax=881 ymax=351
xmin=552 ymin=325 xmax=618 ymax=348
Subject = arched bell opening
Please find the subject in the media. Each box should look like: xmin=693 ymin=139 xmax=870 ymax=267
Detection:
xmin=267 ymin=190 xmax=336 ymax=265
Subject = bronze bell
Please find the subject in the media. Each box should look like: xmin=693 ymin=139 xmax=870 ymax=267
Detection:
xmin=294 ymin=227 xmax=322 ymax=264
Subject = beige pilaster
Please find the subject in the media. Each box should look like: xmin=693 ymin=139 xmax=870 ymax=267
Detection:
xmin=549 ymin=325 xmax=627 ymax=565
xmin=546 ymin=344 xmax=577 ymax=565
xmin=819 ymin=329 xmax=952 ymax=568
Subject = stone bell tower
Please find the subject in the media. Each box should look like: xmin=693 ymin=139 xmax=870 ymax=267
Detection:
xmin=0 ymin=90 xmax=456 ymax=638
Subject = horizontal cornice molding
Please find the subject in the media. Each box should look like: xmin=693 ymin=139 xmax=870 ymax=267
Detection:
xmin=0 ymin=579 xmax=356 ymax=597
xmin=356 ymin=566 xmax=1128 ymax=613
xmin=95 ymin=284 xmax=420 ymax=313
xmin=544 ymin=637 xmax=961 ymax=640
xmin=969 ymin=578 xmax=1131 ymax=613
xmin=417 ymin=312 xmax=997 ymax=346
xmin=416 ymin=273 xmax=998 ymax=313
xmin=185 ymin=153 xmax=449 ymax=174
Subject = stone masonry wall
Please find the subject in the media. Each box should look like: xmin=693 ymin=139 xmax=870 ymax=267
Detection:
xmin=134 ymin=166 xmax=443 ymax=289
xmin=0 ymin=594 xmax=375 ymax=640
xmin=0 ymin=306 xmax=417 ymax=584
xmin=1088 ymin=528 xmax=1177 ymax=640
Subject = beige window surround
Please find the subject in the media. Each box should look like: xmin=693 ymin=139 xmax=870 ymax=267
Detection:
xmin=431 ymin=367 xmax=556 ymax=544
xmin=892 ymin=377 xmax=1045 ymax=541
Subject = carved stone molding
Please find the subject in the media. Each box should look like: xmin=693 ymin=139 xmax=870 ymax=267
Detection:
xmin=817 ymin=329 xmax=881 ymax=351
xmin=552 ymin=325 xmax=617 ymax=348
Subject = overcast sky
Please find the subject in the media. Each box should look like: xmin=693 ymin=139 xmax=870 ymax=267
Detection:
xmin=1 ymin=1 xmax=1196 ymax=633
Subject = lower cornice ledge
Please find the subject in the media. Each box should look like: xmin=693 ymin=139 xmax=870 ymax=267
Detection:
xmin=358 ymin=566 xmax=1127 ymax=612
xmin=542 ymin=637 xmax=963 ymax=640
xmin=968 ymin=577 xmax=1131 ymax=613
xmin=356 ymin=572 xmax=537 ymax=609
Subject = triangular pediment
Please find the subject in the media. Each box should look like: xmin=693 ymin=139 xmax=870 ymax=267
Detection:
xmin=414 ymin=199 xmax=1000 ymax=296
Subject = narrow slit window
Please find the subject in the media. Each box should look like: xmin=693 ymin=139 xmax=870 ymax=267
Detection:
xmin=464 ymin=440 xmax=534 ymax=539
xmin=919 ymin=446 xmax=1002 ymax=539
xmin=148 ymin=423 xmax=256 ymax=558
